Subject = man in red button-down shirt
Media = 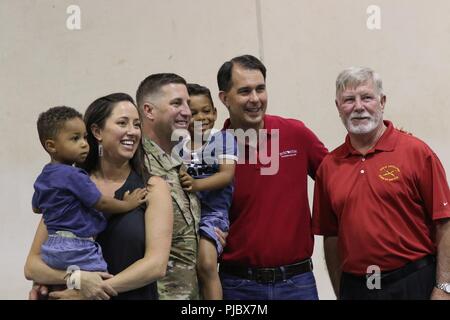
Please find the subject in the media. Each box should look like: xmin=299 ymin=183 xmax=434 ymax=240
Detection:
xmin=312 ymin=67 xmax=450 ymax=300
xmin=217 ymin=55 xmax=328 ymax=300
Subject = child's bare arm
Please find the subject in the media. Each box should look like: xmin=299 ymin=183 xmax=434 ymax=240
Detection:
xmin=94 ymin=188 xmax=147 ymax=214
xmin=186 ymin=159 xmax=235 ymax=192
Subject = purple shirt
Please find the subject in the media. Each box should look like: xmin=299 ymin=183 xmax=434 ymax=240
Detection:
xmin=32 ymin=163 xmax=106 ymax=238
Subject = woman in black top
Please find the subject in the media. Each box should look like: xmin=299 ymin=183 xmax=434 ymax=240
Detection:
xmin=25 ymin=93 xmax=173 ymax=299
xmin=97 ymin=170 xmax=158 ymax=299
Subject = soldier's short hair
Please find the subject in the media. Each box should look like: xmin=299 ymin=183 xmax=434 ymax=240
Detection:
xmin=136 ymin=73 xmax=187 ymax=110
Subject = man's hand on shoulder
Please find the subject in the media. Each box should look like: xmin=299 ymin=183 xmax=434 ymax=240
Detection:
xmin=396 ymin=126 xmax=413 ymax=136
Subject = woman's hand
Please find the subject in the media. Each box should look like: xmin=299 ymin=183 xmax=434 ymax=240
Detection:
xmin=28 ymin=282 xmax=49 ymax=300
xmin=49 ymin=289 xmax=85 ymax=300
xmin=78 ymin=271 xmax=118 ymax=300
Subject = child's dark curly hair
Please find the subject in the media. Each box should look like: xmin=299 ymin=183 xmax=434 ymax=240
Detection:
xmin=37 ymin=106 xmax=82 ymax=150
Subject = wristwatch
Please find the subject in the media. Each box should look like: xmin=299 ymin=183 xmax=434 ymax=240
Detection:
xmin=435 ymin=282 xmax=450 ymax=293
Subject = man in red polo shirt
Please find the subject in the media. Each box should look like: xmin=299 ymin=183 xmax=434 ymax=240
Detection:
xmin=216 ymin=55 xmax=328 ymax=300
xmin=312 ymin=66 xmax=450 ymax=300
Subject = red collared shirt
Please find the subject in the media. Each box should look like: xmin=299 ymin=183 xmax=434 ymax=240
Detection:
xmin=222 ymin=114 xmax=327 ymax=267
xmin=312 ymin=121 xmax=450 ymax=275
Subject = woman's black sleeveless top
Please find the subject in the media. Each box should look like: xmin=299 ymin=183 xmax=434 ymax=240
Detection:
xmin=97 ymin=170 xmax=158 ymax=300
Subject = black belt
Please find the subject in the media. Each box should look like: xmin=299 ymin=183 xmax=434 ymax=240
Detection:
xmin=219 ymin=259 xmax=313 ymax=283
xmin=345 ymin=255 xmax=436 ymax=285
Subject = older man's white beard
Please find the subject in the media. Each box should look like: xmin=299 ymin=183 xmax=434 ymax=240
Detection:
xmin=343 ymin=110 xmax=383 ymax=135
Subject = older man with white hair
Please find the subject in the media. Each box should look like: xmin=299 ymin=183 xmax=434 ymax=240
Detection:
xmin=312 ymin=67 xmax=450 ymax=300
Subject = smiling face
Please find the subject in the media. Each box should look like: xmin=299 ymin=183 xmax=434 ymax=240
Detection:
xmin=151 ymin=83 xmax=191 ymax=140
xmin=95 ymin=101 xmax=142 ymax=163
xmin=336 ymin=80 xmax=386 ymax=135
xmin=188 ymin=94 xmax=217 ymax=137
xmin=219 ymin=64 xmax=267 ymax=130
xmin=50 ymin=117 xmax=89 ymax=165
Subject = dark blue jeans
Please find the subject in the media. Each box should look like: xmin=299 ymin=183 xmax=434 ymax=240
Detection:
xmin=220 ymin=271 xmax=319 ymax=300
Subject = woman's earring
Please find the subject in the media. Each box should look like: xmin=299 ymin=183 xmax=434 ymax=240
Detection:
xmin=98 ymin=143 xmax=103 ymax=157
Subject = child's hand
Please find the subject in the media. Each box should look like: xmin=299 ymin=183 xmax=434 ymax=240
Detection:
xmin=123 ymin=188 xmax=147 ymax=209
xmin=179 ymin=171 xmax=197 ymax=192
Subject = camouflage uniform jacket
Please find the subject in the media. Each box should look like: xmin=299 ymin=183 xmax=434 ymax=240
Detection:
xmin=143 ymin=137 xmax=200 ymax=300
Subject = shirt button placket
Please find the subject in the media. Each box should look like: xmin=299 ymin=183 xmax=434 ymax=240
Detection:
xmin=360 ymin=157 xmax=366 ymax=174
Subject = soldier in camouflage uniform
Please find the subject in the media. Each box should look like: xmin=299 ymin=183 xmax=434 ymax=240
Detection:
xmin=136 ymin=73 xmax=201 ymax=300
xmin=143 ymin=138 xmax=201 ymax=299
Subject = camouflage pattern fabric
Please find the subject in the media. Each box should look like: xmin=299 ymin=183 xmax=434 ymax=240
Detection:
xmin=143 ymin=138 xmax=200 ymax=300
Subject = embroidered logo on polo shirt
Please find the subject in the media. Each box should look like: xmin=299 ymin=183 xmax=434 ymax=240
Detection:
xmin=378 ymin=165 xmax=400 ymax=181
xmin=279 ymin=149 xmax=298 ymax=158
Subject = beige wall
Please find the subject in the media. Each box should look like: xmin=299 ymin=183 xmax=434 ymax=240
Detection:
xmin=0 ymin=0 xmax=448 ymax=299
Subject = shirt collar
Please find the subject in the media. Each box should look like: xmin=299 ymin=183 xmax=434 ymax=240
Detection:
xmin=222 ymin=115 xmax=273 ymax=135
xmin=143 ymin=137 xmax=184 ymax=169
xmin=336 ymin=120 xmax=398 ymax=158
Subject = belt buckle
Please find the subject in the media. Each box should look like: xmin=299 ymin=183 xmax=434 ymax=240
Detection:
xmin=256 ymin=268 xmax=277 ymax=283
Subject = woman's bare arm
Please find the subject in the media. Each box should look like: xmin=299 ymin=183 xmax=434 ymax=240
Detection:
xmin=24 ymin=218 xmax=66 ymax=284
xmin=25 ymin=218 xmax=117 ymax=300
xmin=103 ymin=176 xmax=173 ymax=292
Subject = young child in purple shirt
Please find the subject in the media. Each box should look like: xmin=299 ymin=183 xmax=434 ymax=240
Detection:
xmin=32 ymin=106 xmax=146 ymax=272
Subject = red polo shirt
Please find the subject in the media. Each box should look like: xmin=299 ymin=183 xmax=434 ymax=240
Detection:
xmin=312 ymin=121 xmax=450 ymax=275
xmin=221 ymin=114 xmax=327 ymax=267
